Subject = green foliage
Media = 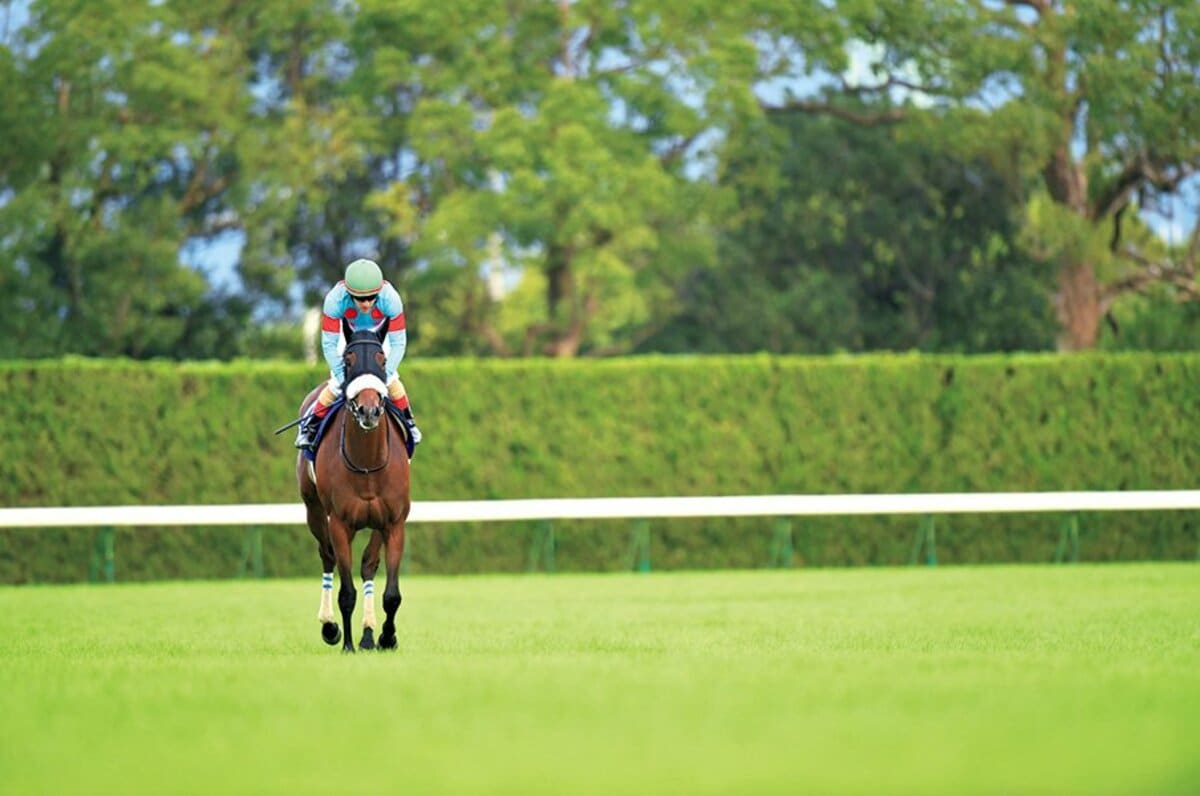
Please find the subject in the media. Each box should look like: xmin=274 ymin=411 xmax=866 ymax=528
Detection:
xmin=647 ymin=111 xmax=1057 ymax=354
xmin=836 ymin=0 xmax=1200 ymax=348
xmin=3 ymin=1 xmax=1198 ymax=358
xmin=0 ymin=353 xmax=1197 ymax=582
xmin=353 ymin=1 xmax=725 ymax=355
xmin=1100 ymin=293 xmax=1200 ymax=353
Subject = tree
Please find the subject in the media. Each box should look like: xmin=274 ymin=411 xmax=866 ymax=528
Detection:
xmin=206 ymin=0 xmax=390 ymax=307
xmin=0 ymin=0 xmax=233 ymax=357
xmin=763 ymin=0 xmax=1200 ymax=350
xmin=644 ymin=108 xmax=1056 ymax=354
xmin=356 ymin=0 xmax=754 ymax=356
xmin=0 ymin=0 xmax=377 ymax=358
xmin=6 ymin=1 xmax=1197 ymax=359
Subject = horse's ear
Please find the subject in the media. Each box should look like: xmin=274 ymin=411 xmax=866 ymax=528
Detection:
xmin=376 ymin=322 xmax=387 ymax=343
xmin=342 ymin=319 xmax=354 ymax=344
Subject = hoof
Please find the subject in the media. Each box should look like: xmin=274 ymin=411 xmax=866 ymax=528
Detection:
xmin=321 ymin=622 xmax=342 ymax=646
xmin=341 ymin=644 xmax=356 ymax=654
xmin=359 ymin=628 xmax=376 ymax=651
xmin=379 ymin=632 xmax=397 ymax=651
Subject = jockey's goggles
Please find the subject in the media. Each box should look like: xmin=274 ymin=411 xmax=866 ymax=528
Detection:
xmin=352 ymin=292 xmax=380 ymax=303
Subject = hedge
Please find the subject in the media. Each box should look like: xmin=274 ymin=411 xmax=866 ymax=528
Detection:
xmin=1 ymin=352 xmax=1197 ymax=582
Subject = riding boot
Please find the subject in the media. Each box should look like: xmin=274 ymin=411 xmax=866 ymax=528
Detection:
xmin=399 ymin=405 xmax=422 ymax=447
xmin=294 ymin=407 xmax=325 ymax=450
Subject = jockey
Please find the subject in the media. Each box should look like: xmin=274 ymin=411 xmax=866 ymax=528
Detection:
xmin=295 ymin=258 xmax=423 ymax=452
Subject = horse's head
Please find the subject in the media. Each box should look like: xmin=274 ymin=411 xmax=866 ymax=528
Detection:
xmin=342 ymin=324 xmax=389 ymax=432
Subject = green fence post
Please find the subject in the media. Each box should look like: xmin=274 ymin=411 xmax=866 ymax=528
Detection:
xmin=1054 ymin=514 xmax=1080 ymax=564
xmin=527 ymin=521 xmax=556 ymax=573
xmin=88 ymin=527 xmax=115 ymax=583
xmin=88 ymin=530 xmax=101 ymax=583
xmin=238 ymin=527 xmax=264 ymax=578
xmin=1072 ymin=515 xmax=1081 ymax=563
xmin=768 ymin=518 xmax=794 ymax=568
xmin=543 ymin=521 xmax=555 ymax=573
xmin=627 ymin=519 xmax=651 ymax=573
xmin=926 ymin=516 xmax=938 ymax=567
xmin=909 ymin=515 xmax=937 ymax=567
xmin=798 ymin=521 xmax=815 ymax=567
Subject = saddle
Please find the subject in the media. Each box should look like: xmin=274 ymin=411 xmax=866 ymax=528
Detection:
xmin=304 ymin=398 xmax=416 ymax=462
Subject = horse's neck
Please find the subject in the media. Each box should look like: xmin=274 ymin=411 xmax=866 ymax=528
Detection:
xmin=343 ymin=417 xmax=388 ymax=467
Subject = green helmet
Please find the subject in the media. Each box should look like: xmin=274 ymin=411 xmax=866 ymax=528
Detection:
xmin=344 ymin=258 xmax=383 ymax=296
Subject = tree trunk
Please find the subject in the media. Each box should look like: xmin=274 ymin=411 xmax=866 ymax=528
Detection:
xmin=545 ymin=326 xmax=584 ymax=357
xmin=1042 ymin=140 xmax=1100 ymax=350
xmin=544 ymin=253 xmax=582 ymax=357
xmin=1054 ymin=260 xmax=1103 ymax=350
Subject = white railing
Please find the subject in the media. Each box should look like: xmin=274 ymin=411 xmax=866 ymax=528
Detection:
xmin=5 ymin=491 xmax=1197 ymax=580
xmin=3 ymin=490 xmax=1200 ymax=528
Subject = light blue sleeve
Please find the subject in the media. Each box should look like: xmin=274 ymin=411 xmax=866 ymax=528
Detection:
xmin=379 ymin=283 xmax=407 ymax=376
xmin=321 ymin=286 xmax=346 ymax=383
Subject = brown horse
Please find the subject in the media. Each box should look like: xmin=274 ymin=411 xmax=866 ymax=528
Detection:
xmin=296 ymin=325 xmax=411 ymax=652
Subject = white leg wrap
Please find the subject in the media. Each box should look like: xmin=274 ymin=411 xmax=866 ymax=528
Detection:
xmin=362 ymin=580 xmax=377 ymax=630
xmin=318 ymin=573 xmax=335 ymax=623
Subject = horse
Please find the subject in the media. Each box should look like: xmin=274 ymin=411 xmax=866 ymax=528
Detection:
xmin=296 ymin=324 xmax=412 ymax=653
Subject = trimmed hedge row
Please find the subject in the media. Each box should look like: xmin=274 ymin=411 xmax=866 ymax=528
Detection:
xmin=1 ymin=353 xmax=1197 ymax=582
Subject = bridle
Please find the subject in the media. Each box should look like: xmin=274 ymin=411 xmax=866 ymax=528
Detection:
xmin=339 ymin=337 xmax=391 ymax=474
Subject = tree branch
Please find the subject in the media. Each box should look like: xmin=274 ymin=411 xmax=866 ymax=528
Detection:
xmin=1104 ymin=246 xmax=1200 ymax=303
xmin=1003 ymin=0 xmax=1048 ymax=12
xmin=762 ymin=99 xmax=907 ymax=126
xmin=839 ymin=72 xmax=945 ymax=98
xmin=658 ymin=132 xmax=700 ymax=167
xmin=1092 ymin=153 xmax=1199 ymax=221
xmin=1092 ymin=158 xmax=1145 ymax=222
xmin=478 ymin=320 xmax=513 ymax=357
xmin=586 ymin=316 xmax=667 ymax=356
xmin=186 ymin=215 xmax=243 ymax=238
xmin=1109 ymin=204 xmax=1126 ymax=253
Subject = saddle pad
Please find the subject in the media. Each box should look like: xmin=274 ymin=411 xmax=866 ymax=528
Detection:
xmin=302 ymin=399 xmax=346 ymax=463
xmin=304 ymin=399 xmax=415 ymax=461
xmin=384 ymin=403 xmax=417 ymax=460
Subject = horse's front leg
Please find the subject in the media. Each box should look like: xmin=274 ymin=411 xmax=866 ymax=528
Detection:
xmin=358 ymin=530 xmax=384 ymax=651
xmin=303 ymin=497 xmax=341 ymax=646
xmin=318 ymin=560 xmax=341 ymax=647
xmin=378 ymin=521 xmax=406 ymax=651
xmin=328 ymin=514 xmax=357 ymax=653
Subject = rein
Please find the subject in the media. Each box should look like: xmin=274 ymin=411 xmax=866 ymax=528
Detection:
xmin=338 ymin=399 xmax=391 ymax=474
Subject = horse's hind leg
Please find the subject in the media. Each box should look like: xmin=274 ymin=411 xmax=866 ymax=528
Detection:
xmin=378 ymin=521 xmax=406 ymax=651
xmin=358 ymin=530 xmax=384 ymax=650
xmin=328 ymin=515 xmax=357 ymax=653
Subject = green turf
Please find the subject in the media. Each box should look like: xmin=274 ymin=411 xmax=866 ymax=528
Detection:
xmin=1 ymin=564 xmax=1197 ymax=795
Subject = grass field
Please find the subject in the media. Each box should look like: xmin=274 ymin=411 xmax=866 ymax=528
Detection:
xmin=1 ymin=564 xmax=1197 ymax=795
